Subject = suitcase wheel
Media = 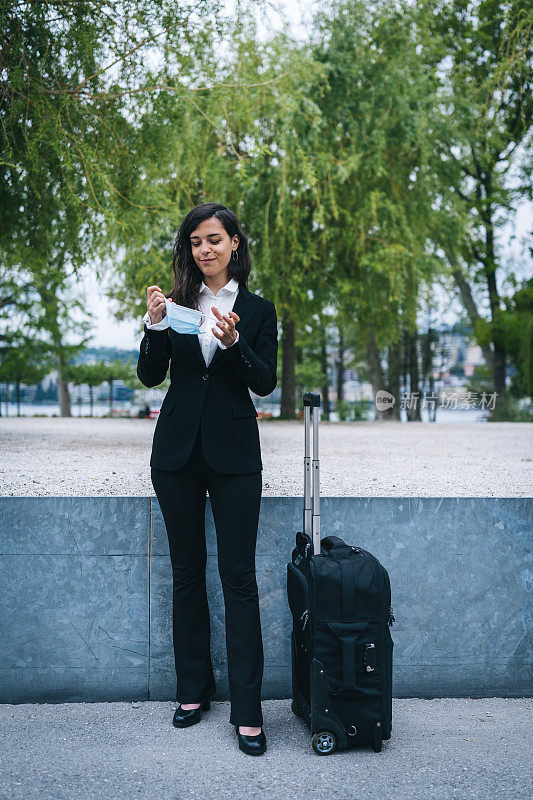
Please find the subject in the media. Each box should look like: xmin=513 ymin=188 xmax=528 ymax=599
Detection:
xmin=312 ymin=731 xmax=337 ymax=755
xmin=372 ymin=722 xmax=383 ymax=753
xmin=291 ymin=699 xmax=302 ymax=717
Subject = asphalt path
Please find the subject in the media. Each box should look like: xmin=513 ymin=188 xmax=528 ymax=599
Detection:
xmin=0 ymin=698 xmax=531 ymax=800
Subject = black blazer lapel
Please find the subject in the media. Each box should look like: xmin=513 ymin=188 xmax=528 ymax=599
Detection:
xmin=182 ymin=284 xmax=261 ymax=370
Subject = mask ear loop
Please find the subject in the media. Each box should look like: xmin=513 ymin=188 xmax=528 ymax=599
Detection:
xmin=200 ymin=311 xmax=225 ymax=326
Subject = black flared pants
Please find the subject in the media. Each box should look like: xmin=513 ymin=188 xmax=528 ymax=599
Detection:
xmin=150 ymin=425 xmax=264 ymax=727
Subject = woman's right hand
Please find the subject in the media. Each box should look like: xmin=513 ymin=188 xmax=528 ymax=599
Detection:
xmin=146 ymin=285 xmax=167 ymax=325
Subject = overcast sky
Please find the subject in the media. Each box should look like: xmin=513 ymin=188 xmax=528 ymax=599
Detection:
xmin=75 ymin=0 xmax=532 ymax=350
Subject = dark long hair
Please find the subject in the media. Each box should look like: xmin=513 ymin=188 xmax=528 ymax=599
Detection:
xmin=167 ymin=203 xmax=252 ymax=309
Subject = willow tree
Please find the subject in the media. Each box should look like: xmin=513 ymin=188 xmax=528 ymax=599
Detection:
xmin=105 ymin=10 xmax=330 ymax=417
xmin=309 ymin=0 xmax=444 ymax=418
xmin=223 ymin=29 xmax=333 ymax=417
xmin=427 ymin=0 xmax=532 ymax=414
xmin=0 ymin=0 xmax=221 ymax=414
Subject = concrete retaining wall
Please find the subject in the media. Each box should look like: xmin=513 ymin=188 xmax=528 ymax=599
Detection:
xmin=0 ymin=497 xmax=531 ymax=702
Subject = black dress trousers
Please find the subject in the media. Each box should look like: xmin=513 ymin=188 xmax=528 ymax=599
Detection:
xmin=151 ymin=423 xmax=264 ymax=728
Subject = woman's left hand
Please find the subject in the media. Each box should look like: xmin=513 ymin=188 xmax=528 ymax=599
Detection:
xmin=211 ymin=306 xmax=240 ymax=346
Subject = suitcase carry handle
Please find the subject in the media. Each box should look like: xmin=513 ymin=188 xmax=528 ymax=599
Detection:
xmin=321 ymin=535 xmax=346 ymax=551
xmin=321 ymin=536 xmax=357 ymax=562
xmin=303 ymin=391 xmax=321 ymax=555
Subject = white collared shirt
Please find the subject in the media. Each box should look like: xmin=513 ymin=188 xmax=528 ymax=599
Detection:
xmin=142 ymin=277 xmax=240 ymax=366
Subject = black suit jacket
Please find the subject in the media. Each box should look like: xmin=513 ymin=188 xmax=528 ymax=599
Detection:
xmin=136 ymin=284 xmax=278 ymax=473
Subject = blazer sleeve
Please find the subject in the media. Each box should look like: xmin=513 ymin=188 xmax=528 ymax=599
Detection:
xmin=142 ymin=310 xmax=170 ymax=331
xmin=226 ymin=299 xmax=278 ymax=397
xmin=136 ymin=324 xmax=171 ymax=388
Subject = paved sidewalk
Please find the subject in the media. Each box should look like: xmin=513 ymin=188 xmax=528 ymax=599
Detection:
xmin=0 ymin=698 xmax=531 ymax=800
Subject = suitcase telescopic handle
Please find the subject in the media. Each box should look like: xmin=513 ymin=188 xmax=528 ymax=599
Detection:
xmin=303 ymin=392 xmax=321 ymax=555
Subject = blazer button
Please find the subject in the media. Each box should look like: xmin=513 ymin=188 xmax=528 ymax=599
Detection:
xmin=202 ymin=373 xmax=209 ymax=380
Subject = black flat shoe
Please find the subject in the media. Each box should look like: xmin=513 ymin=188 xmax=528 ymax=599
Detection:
xmin=173 ymin=699 xmax=211 ymax=728
xmin=235 ymin=724 xmax=267 ymax=755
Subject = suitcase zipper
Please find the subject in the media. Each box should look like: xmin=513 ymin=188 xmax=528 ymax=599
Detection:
xmin=365 ymin=551 xmax=386 ymax=725
xmin=287 ymin=562 xmax=311 ymax=633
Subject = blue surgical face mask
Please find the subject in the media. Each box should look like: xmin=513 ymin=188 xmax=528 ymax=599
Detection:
xmin=165 ymin=298 xmax=217 ymax=335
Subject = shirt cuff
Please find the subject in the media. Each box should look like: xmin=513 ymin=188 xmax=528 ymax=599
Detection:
xmin=217 ymin=329 xmax=239 ymax=350
xmin=143 ymin=311 xmax=169 ymax=331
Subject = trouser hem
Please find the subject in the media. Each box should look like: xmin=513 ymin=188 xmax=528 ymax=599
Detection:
xmin=177 ymin=686 xmax=216 ymax=704
xmin=230 ymin=712 xmax=264 ymax=727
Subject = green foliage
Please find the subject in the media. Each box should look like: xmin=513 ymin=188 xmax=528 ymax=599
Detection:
xmin=465 ymin=364 xmax=494 ymax=397
xmin=425 ymin=0 xmax=532 ymax=397
xmin=502 ymin=278 xmax=533 ymax=397
xmin=491 ymin=395 xmax=533 ymax=421
xmin=1 ymin=0 xmax=530 ymax=417
xmin=0 ymin=0 xmax=223 ymax=413
xmin=336 ymin=399 xmax=373 ymax=422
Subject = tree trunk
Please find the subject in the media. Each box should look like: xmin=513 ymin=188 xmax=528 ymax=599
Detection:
xmin=320 ymin=326 xmax=330 ymax=420
xmin=448 ymin=248 xmax=493 ymax=368
xmin=336 ymin=328 xmax=346 ymax=405
xmin=43 ymin=279 xmax=72 ymax=418
xmin=420 ymin=329 xmax=438 ymax=422
xmin=387 ymin=339 xmax=401 ymax=420
xmin=428 ymin=373 xmax=437 ymax=422
xmin=56 ymin=352 xmax=71 ymax=417
xmin=406 ymin=327 xmax=421 ymax=421
xmin=280 ymin=315 xmax=296 ymax=418
xmin=367 ymin=326 xmax=386 ymax=420
xmin=480 ymin=183 xmax=507 ymax=401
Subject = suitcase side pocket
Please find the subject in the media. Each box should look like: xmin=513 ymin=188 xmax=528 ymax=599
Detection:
xmin=383 ymin=625 xmax=394 ymax=738
xmin=315 ymin=618 xmax=382 ymax=696
xmin=287 ymin=563 xmax=311 ymax=635
xmin=287 ymin=562 xmax=312 ymax=701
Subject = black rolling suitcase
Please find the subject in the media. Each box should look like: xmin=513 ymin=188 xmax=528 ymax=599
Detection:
xmin=286 ymin=392 xmax=395 ymax=755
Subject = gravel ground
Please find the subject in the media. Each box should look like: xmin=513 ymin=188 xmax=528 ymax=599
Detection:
xmin=0 ymin=417 xmax=531 ymax=497
xmin=0 ymin=698 xmax=531 ymax=800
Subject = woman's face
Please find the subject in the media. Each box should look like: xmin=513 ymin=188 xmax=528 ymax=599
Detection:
xmin=189 ymin=217 xmax=239 ymax=283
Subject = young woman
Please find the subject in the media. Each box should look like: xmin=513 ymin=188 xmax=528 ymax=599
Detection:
xmin=137 ymin=202 xmax=278 ymax=756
